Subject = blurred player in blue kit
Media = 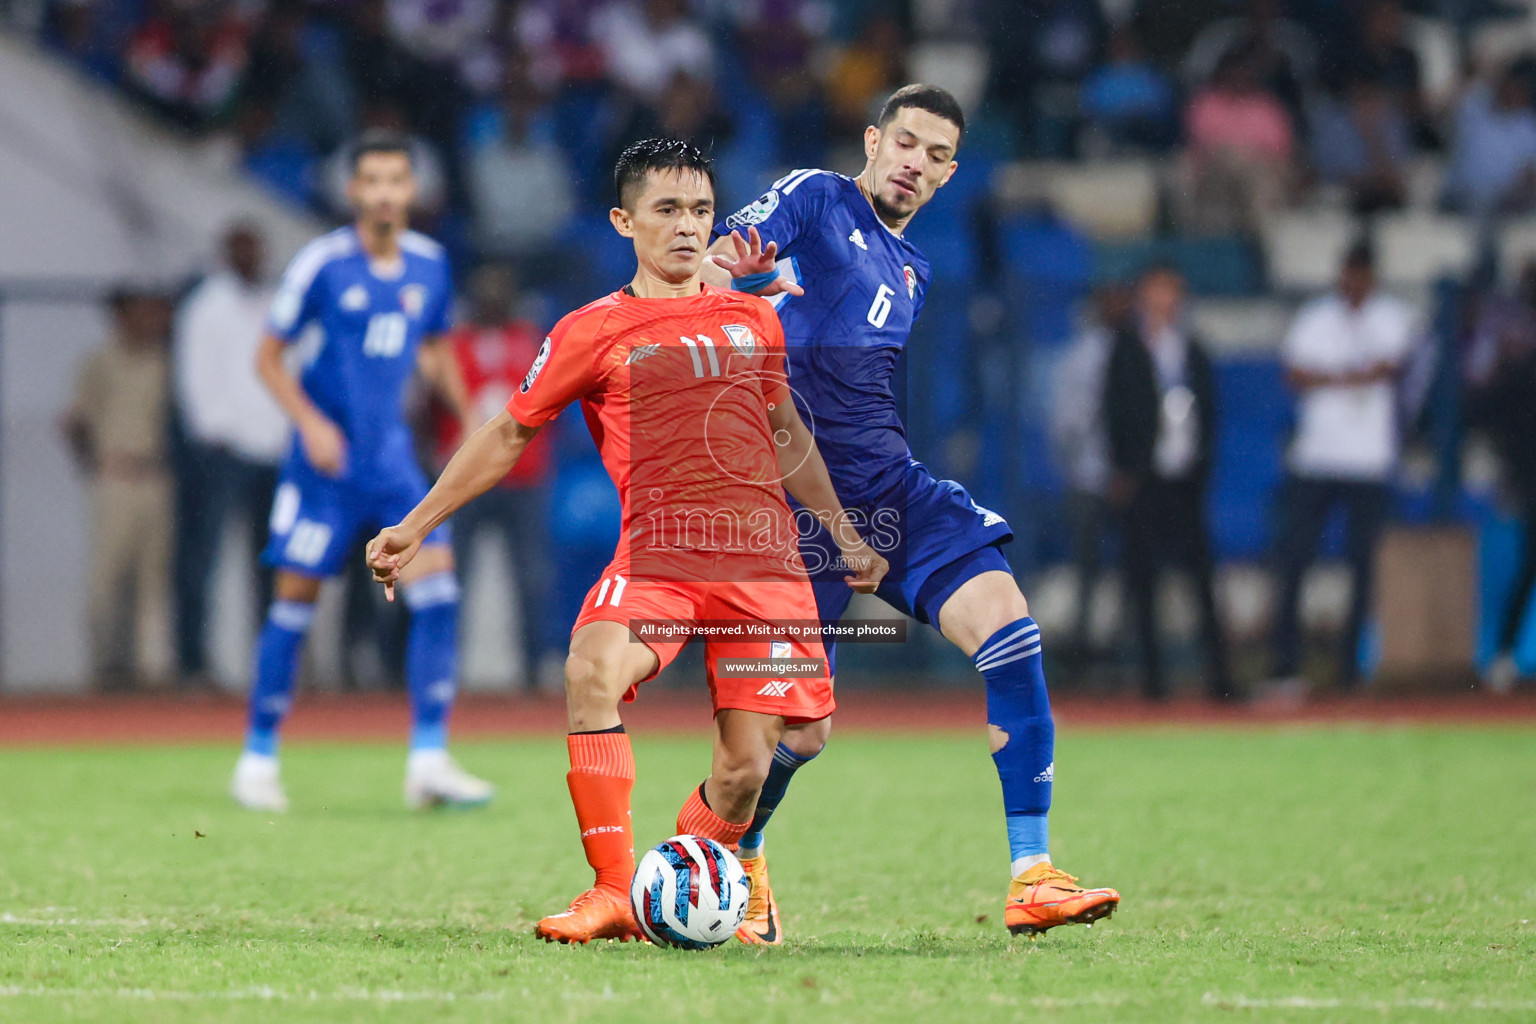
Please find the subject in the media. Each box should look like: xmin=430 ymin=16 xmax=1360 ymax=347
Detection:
xmin=230 ymin=131 xmax=494 ymax=812
xmin=706 ymin=85 xmax=1121 ymax=940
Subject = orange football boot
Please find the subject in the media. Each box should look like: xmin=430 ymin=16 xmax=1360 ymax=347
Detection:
xmin=734 ymin=852 xmax=782 ymax=946
xmin=535 ymin=887 xmax=644 ymax=944
xmin=1004 ymin=863 xmax=1120 ymax=936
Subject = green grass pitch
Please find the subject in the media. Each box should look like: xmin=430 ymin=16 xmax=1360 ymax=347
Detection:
xmin=2 ymin=726 xmax=1532 ymax=1023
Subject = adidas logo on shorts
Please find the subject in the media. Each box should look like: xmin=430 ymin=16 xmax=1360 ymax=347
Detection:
xmin=756 ymin=680 xmax=795 ymax=698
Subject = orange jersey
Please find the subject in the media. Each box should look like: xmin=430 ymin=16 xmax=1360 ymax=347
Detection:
xmin=507 ymin=285 xmax=801 ymax=582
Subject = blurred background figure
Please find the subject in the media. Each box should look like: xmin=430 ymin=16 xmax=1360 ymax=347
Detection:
xmin=432 ymin=264 xmax=559 ymax=692
xmin=172 ymin=222 xmax=286 ymax=692
xmin=1176 ymin=44 xmax=1295 ymax=236
xmin=1049 ymin=282 xmax=1131 ymax=679
xmin=1309 ymin=75 xmax=1412 ymax=215
xmin=1444 ymin=66 xmax=1536 ymax=216
xmin=62 ymin=287 xmax=175 ymax=692
xmin=1105 ymin=265 xmax=1231 ymax=701
xmin=1270 ymin=243 xmax=1413 ymax=692
xmin=1464 ymin=261 xmax=1536 ymax=693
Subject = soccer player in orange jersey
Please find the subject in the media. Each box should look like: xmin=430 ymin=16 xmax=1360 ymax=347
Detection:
xmin=365 ymin=139 xmax=886 ymax=943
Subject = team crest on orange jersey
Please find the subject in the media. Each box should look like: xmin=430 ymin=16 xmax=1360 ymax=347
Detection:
xmin=722 ymin=324 xmax=757 ymax=357
xmin=520 ymin=336 xmax=551 ymax=393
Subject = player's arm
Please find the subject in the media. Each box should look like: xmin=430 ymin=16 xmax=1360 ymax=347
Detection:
xmin=255 ymin=333 xmax=347 ymax=476
xmin=417 ymin=334 xmax=477 ymax=433
xmin=366 ymin=410 xmax=540 ymax=598
xmin=766 ymin=398 xmax=886 ymax=593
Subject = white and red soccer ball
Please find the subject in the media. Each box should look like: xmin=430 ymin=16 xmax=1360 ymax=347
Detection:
xmin=630 ymin=835 xmax=749 ymax=949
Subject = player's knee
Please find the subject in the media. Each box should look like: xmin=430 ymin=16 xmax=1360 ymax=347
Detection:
xmin=782 ymin=715 xmax=831 ymax=759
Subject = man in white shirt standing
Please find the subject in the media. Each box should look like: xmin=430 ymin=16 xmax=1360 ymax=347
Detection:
xmin=1272 ymin=242 xmax=1415 ymax=690
xmin=173 ymin=223 xmax=291 ymax=690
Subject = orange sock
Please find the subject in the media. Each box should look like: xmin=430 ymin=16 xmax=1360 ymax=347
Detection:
xmin=676 ymin=783 xmax=750 ymax=852
xmin=566 ymin=731 xmax=636 ymax=896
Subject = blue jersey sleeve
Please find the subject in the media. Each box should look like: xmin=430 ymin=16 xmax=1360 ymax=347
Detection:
xmin=715 ymin=169 xmax=837 ymax=259
xmin=423 ymin=264 xmax=453 ymax=337
xmin=266 ymin=243 xmax=330 ymax=342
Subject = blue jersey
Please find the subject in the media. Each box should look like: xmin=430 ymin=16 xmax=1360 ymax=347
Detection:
xmin=267 ymin=226 xmax=452 ymax=485
xmin=714 ymin=170 xmax=930 ymax=505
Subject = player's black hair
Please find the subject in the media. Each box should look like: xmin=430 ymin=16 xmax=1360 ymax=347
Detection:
xmin=349 ymin=129 xmax=413 ymax=173
xmin=613 ymin=138 xmax=717 ymax=209
xmin=877 ymin=84 xmax=965 ymax=140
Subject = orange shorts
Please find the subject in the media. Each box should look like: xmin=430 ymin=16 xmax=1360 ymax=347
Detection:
xmin=571 ymin=563 xmax=834 ymax=723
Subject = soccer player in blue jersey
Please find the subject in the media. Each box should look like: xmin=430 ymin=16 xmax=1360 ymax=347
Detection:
xmin=705 ymin=85 xmax=1121 ymax=940
xmin=229 ymin=131 xmax=494 ymax=812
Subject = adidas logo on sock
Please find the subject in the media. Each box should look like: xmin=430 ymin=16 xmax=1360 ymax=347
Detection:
xmin=1033 ymin=762 xmax=1054 ymax=784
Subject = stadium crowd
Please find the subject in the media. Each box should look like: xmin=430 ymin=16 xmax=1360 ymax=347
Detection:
xmin=12 ymin=0 xmax=1536 ymax=699
xmin=26 ymin=0 xmax=1536 ymax=240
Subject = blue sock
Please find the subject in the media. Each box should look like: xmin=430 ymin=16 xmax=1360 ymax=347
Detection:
xmin=403 ymin=572 xmax=460 ymax=752
xmin=245 ymin=600 xmax=315 ymax=756
xmin=738 ymin=743 xmax=818 ymax=855
xmin=975 ymin=617 xmax=1054 ymax=874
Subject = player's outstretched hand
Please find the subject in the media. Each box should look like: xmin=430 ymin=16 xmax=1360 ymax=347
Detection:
xmin=366 ymin=525 xmax=422 ymax=602
xmin=841 ymin=542 xmax=889 ymax=595
xmin=711 ymin=227 xmax=805 ymax=297
xmin=299 ymin=414 xmax=348 ymax=477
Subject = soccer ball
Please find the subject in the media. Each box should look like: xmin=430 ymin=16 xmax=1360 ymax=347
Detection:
xmin=630 ymin=835 xmax=750 ymax=949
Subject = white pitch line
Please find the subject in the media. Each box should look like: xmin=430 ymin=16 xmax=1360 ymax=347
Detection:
xmin=1202 ymin=993 xmax=1536 ymax=1013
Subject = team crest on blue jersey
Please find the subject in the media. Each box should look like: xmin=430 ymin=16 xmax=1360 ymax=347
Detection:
xmin=724 ymin=190 xmax=779 ymax=230
xmin=339 ymin=284 xmax=369 ymax=311
xmin=399 ymin=284 xmax=427 ymax=319
xmin=520 ymin=337 xmax=551 ymax=393
xmin=722 ymin=323 xmax=756 ymax=357
xmin=903 ymin=264 xmax=916 ymax=299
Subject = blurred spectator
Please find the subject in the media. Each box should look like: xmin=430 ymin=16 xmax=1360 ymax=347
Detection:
xmin=731 ymin=0 xmax=830 ymax=114
xmin=339 ymin=0 xmax=465 ymax=163
xmin=591 ymin=0 xmax=714 ymax=101
xmin=1444 ymin=70 xmax=1536 ymax=215
xmin=124 ymin=0 xmax=251 ymax=130
xmin=1049 ymin=283 xmax=1132 ymax=674
xmin=1270 ymin=243 xmax=1413 ymax=691
xmin=1330 ymin=0 xmax=1434 ymax=148
xmin=386 ymin=0 xmax=496 ymax=67
xmin=1463 ymin=261 xmax=1536 ymax=692
xmin=513 ymin=0 xmax=610 ymax=86
xmin=609 ymin=71 xmax=736 ymax=172
xmin=824 ymin=16 xmax=906 ymax=138
xmin=1104 ymin=264 xmax=1231 ymax=701
xmin=433 ymin=265 xmax=560 ymax=690
xmin=1183 ymin=0 xmax=1315 ymax=124
xmin=466 ymin=63 xmax=575 ymax=261
xmin=1174 ymin=46 xmax=1295 ymax=236
xmin=1130 ymin=0 xmax=1228 ymax=72
xmin=240 ymin=2 xmax=353 ymax=153
xmin=172 ymin=223 xmax=286 ymax=691
xmin=324 ymin=103 xmax=448 ymax=220
xmin=1079 ymin=27 xmax=1178 ymax=154
xmin=985 ymin=0 xmax=1108 ymax=157
xmin=62 ymin=287 xmax=175 ymax=691
xmin=41 ymin=0 xmax=121 ymax=80
xmin=1309 ymin=77 xmax=1411 ymax=214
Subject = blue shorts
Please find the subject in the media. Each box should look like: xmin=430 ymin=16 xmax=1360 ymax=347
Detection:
xmin=262 ymin=465 xmax=450 ymax=578
xmin=798 ymin=461 xmax=1014 ymax=673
